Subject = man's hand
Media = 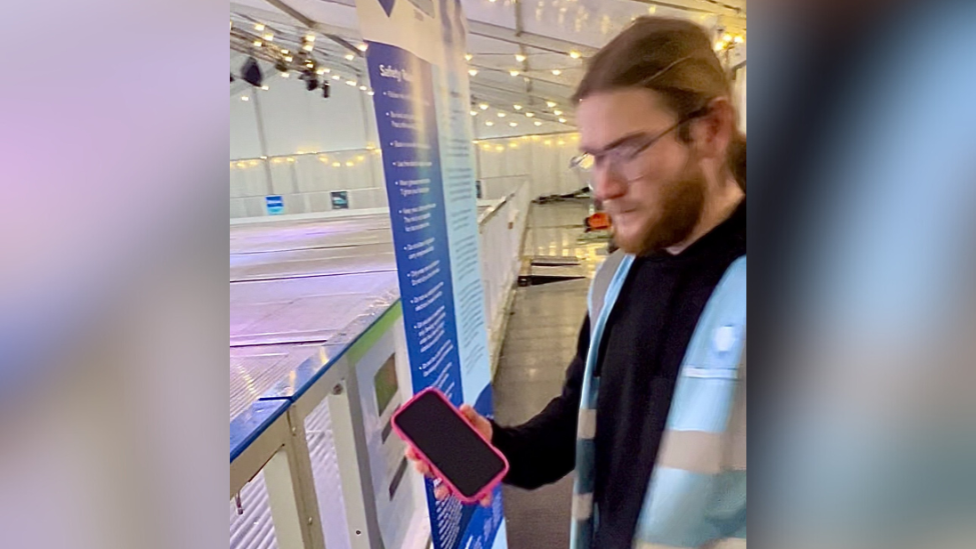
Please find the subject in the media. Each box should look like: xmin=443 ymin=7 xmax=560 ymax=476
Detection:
xmin=403 ymin=404 xmax=495 ymax=507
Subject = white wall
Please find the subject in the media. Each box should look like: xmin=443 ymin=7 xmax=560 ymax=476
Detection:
xmin=475 ymin=132 xmax=584 ymax=200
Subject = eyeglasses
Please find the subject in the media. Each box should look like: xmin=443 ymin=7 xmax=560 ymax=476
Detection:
xmin=569 ymin=112 xmax=705 ymax=190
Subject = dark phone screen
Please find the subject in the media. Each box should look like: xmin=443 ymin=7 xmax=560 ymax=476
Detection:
xmin=394 ymin=391 xmax=505 ymax=498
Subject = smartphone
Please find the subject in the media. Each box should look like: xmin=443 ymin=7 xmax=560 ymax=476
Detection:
xmin=392 ymin=388 xmax=509 ymax=504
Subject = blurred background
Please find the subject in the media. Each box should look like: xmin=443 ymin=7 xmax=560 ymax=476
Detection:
xmin=1 ymin=0 xmax=975 ymax=548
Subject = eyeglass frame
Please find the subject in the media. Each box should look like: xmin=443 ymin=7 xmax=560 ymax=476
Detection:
xmin=569 ymin=108 xmax=709 ymax=190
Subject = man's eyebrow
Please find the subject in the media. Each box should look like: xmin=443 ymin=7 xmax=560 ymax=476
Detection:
xmin=580 ymin=131 xmax=648 ymax=155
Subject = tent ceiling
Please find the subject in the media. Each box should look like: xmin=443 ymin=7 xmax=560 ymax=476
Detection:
xmin=231 ymin=0 xmax=746 ymax=126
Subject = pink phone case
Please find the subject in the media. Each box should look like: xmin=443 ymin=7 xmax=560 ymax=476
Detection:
xmin=392 ymin=387 xmax=509 ymax=504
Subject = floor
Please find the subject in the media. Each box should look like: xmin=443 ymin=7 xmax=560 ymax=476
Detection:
xmin=493 ymin=200 xmax=609 ymax=549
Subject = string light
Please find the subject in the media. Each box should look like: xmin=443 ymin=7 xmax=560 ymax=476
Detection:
xmin=332 ymin=74 xmax=341 ymax=80
xmin=525 ymin=112 xmax=535 ymax=118
xmin=569 ymin=51 xmax=581 ymax=59
xmin=346 ymin=79 xmax=357 ymax=86
xmin=497 ymin=112 xmax=506 ymax=117
xmin=513 ymin=104 xmax=522 ymax=110
xmin=468 ymin=69 xmax=478 ymax=76
xmin=559 ymin=117 xmax=567 ymax=123
xmin=470 ymin=110 xmax=478 ymax=116
xmin=546 ymin=100 xmax=557 ymax=108
xmin=281 ymin=49 xmax=289 ymax=54
xmin=723 ymin=33 xmax=733 ymax=42
xmin=316 ymin=68 xmax=327 ymax=75
xmin=367 ymin=90 xmax=374 ymax=95
xmin=479 ymin=103 xmax=489 ymax=110
xmin=345 ymin=161 xmax=354 ymax=166
xmin=552 ymin=69 xmax=562 ymax=76
xmin=254 ymin=23 xmax=265 ymax=31
xmin=241 ymin=95 xmax=249 ymax=101
xmin=357 ymin=43 xmax=368 ymax=51
xmin=332 ymin=162 xmax=341 ymax=167
xmin=734 ymin=35 xmax=744 ymax=44
xmin=253 ymin=40 xmax=263 ymax=47
xmin=263 ymin=33 xmax=274 ymax=42
xmin=261 ymin=85 xmax=269 ymax=90
xmin=303 ymin=43 xmax=314 ymax=52
xmin=509 ymin=70 xmax=519 ymax=77
xmin=305 ymin=34 xmax=315 ymax=42
xmin=534 ymin=121 xmax=542 ymax=126
xmin=515 ymin=54 xmax=526 ymax=62
xmin=465 ymin=53 xmax=473 ymax=61
xmin=359 ymin=85 xmax=368 ymax=91
xmin=284 ymin=55 xmax=293 ymax=62
xmin=485 ymin=121 xmax=494 ymax=126
xmin=287 ymin=157 xmax=296 ymax=163
xmin=280 ymin=72 xmax=290 ymax=78
xmin=509 ymin=122 xmax=518 ymax=127
xmin=345 ymin=53 xmax=354 ymax=61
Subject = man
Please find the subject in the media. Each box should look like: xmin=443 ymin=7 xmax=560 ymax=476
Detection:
xmin=410 ymin=17 xmax=746 ymax=548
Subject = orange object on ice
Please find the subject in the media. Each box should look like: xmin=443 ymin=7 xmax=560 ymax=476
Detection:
xmin=585 ymin=212 xmax=611 ymax=231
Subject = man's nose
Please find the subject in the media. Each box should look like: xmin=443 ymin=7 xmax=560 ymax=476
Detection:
xmin=592 ymin=167 xmax=627 ymax=202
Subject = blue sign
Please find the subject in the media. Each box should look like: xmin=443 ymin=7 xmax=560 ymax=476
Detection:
xmin=330 ymin=190 xmax=349 ymax=210
xmin=265 ymin=195 xmax=284 ymax=215
xmin=357 ymin=0 xmax=506 ymax=547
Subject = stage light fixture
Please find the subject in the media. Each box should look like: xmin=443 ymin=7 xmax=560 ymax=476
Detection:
xmin=241 ymin=56 xmax=263 ymax=87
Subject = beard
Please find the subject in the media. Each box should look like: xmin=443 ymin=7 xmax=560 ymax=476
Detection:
xmin=611 ymin=161 xmax=707 ymax=256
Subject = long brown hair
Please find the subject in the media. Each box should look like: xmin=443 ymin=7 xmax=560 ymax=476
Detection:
xmin=573 ymin=17 xmax=746 ymax=190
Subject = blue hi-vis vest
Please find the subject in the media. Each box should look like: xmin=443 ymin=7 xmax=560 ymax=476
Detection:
xmin=570 ymin=252 xmax=747 ymax=549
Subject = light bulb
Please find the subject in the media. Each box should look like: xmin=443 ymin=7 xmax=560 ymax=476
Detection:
xmin=559 ymin=117 xmax=567 ymax=123
xmin=486 ymin=121 xmax=494 ymax=126
xmin=303 ymin=43 xmax=314 ymax=52
xmin=357 ymin=43 xmax=368 ymax=51
xmin=470 ymin=110 xmax=478 ymax=116
xmin=316 ymin=68 xmax=326 ymax=75
xmin=509 ymin=122 xmax=518 ymax=127
xmin=497 ymin=112 xmax=506 ymax=117
xmin=546 ymin=101 xmax=556 ymax=108
xmin=253 ymin=40 xmax=263 ymax=47
xmin=525 ymin=112 xmax=535 ymax=118
xmin=346 ymin=80 xmax=356 ymax=86
xmin=513 ymin=104 xmax=522 ymax=110
xmin=465 ymin=54 xmax=473 ymax=61
xmin=345 ymin=161 xmax=353 ymax=167
xmin=723 ymin=33 xmax=733 ymax=42
xmin=332 ymin=162 xmax=341 ymax=167
xmin=332 ymin=75 xmax=341 ymax=80
xmin=534 ymin=121 xmax=542 ymax=126
xmin=345 ymin=53 xmax=354 ymax=61
xmin=509 ymin=70 xmax=519 ymax=77
xmin=305 ymin=34 xmax=315 ymax=42
xmin=241 ymin=95 xmax=249 ymax=101
xmin=367 ymin=91 xmax=375 ymax=96
xmin=734 ymin=35 xmax=744 ymax=44
xmin=569 ymin=51 xmax=581 ymax=59
xmin=263 ymin=33 xmax=274 ymax=42
xmin=515 ymin=54 xmax=526 ymax=62
xmin=284 ymin=55 xmax=293 ymax=62
xmin=479 ymin=103 xmax=489 ymax=110
xmin=254 ymin=23 xmax=265 ymax=31
xmin=552 ymin=69 xmax=562 ymax=76
xmin=554 ymin=109 xmax=563 ymax=115
xmin=468 ymin=69 xmax=478 ymax=76
xmin=359 ymin=85 xmax=368 ymax=91
xmin=280 ymin=72 xmax=290 ymax=78
xmin=715 ymin=41 xmax=725 ymax=51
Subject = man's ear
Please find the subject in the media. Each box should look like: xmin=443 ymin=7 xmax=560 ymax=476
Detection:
xmin=688 ymin=97 xmax=734 ymax=160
